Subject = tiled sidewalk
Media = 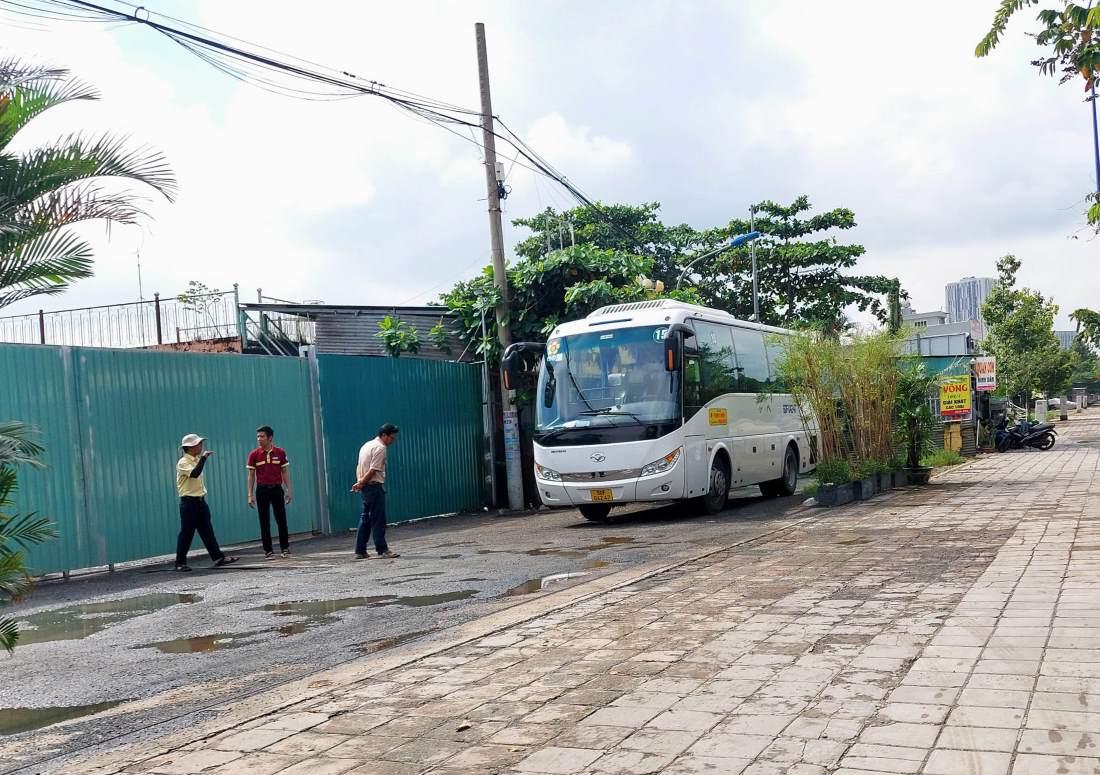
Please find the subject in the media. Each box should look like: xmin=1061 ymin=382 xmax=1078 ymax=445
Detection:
xmin=77 ymin=418 xmax=1100 ymax=775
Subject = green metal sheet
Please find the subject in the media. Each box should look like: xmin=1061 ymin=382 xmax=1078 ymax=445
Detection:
xmin=0 ymin=343 xmax=319 ymax=574
xmin=317 ymin=355 xmax=485 ymax=532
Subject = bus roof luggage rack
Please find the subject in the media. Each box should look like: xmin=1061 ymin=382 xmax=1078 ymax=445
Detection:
xmin=587 ymin=299 xmax=710 ymax=318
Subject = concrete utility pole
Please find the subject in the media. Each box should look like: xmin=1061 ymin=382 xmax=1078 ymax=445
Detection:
xmin=476 ymin=22 xmax=523 ymax=512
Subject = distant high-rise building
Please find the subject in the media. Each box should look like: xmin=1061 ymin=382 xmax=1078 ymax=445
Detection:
xmin=945 ymin=276 xmax=995 ymax=332
xmin=1056 ymin=330 xmax=1078 ymax=350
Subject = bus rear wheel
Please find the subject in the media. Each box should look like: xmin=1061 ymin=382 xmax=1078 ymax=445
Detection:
xmin=579 ymin=504 xmax=612 ymax=522
xmin=761 ymin=445 xmax=799 ymax=498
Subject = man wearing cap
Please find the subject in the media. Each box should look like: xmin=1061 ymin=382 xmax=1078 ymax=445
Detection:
xmin=351 ymin=423 xmax=400 ymax=560
xmin=175 ymin=434 xmax=237 ymax=572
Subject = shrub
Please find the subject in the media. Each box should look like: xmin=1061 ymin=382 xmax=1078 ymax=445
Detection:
xmin=921 ymin=449 xmax=966 ymax=468
xmin=815 ymin=458 xmax=851 ymax=486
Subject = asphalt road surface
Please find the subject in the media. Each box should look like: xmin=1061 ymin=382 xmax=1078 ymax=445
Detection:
xmin=2 ymin=483 xmax=812 ymax=773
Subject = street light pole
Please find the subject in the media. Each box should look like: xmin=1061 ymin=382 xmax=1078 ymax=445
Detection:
xmin=750 ymin=207 xmax=759 ymax=322
xmin=1091 ymin=82 xmax=1100 ymax=193
xmin=675 ymin=231 xmax=762 ymax=291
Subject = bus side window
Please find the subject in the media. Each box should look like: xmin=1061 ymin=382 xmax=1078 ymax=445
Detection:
xmin=694 ymin=321 xmax=738 ymax=400
xmin=731 ymin=327 xmax=771 ymax=392
xmin=764 ymin=334 xmax=788 ymax=391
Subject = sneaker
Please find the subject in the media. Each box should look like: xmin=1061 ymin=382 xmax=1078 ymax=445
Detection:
xmin=378 ymin=551 xmax=400 ymax=559
xmin=265 ymin=552 xmax=275 ymax=560
xmin=174 ymin=564 xmax=192 ymax=572
xmin=213 ymin=556 xmax=238 ymax=568
xmin=354 ymin=553 xmax=370 ymax=560
xmin=281 ymin=550 xmax=290 ymax=559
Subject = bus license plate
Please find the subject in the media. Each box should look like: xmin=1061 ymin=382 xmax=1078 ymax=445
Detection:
xmin=590 ymin=489 xmax=613 ymax=502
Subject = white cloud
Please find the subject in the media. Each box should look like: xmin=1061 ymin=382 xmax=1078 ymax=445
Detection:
xmin=525 ymin=112 xmax=634 ymax=170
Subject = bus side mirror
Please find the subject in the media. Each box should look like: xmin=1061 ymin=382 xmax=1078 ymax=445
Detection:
xmin=664 ymin=324 xmax=690 ymax=372
xmin=502 ymin=342 xmax=544 ymax=390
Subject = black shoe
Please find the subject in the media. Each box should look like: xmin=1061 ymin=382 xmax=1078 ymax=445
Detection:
xmin=265 ymin=551 xmax=275 ymax=560
xmin=174 ymin=564 xmax=192 ymax=572
xmin=354 ymin=553 xmax=369 ymax=560
xmin=213 ymin=556 xmax=238 ymax=567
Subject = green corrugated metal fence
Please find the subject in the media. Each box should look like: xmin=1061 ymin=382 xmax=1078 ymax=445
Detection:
xmin=0 ymin=343 xmax=319 ymax=574
xmin=317 ymin=355 xmax=485 ymax=532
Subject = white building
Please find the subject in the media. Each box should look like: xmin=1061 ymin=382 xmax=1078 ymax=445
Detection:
xmin=901 ymin=302 xmax=949 ymax=329
xmin=1056 ymin=330 xmax=1078 ymax=350
xmin=945 ymin=276 xmax=995 ymax=334
xmin=901 ymin=302 xmax=981 ymax=357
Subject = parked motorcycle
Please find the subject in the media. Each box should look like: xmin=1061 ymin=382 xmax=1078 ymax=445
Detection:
xmin=995 ymin=418 xmax=1057 ymax=452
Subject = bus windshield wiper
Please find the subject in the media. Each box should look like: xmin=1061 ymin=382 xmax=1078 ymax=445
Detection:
xmin=578 ymin=408 xmax=645 ymax=425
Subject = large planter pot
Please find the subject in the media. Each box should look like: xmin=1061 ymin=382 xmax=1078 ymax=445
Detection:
xmin=875 ymin=472 xmax=892 ymax=492
xmin=854 ymin=477 xmax=876 ymax=501
xmin=816 ymin=482 xmax=855 ymax=507
xmin=891 ymin=470 xmax=906 ymax=488
xmin=906 ymin=466 xmax=933 ymax=486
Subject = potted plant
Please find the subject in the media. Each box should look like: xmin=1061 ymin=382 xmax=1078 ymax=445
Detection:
xmin=896 ymin=360 xmax=937 ymax=485
xmin=862 ymin=459 xmax=892 ymax=493
xmin=888 ymin=454 xmax=907 ymax=488
xmin=814 ymin=458 xmax=854 ymax=507
xmin=852 ymin=463 xmax=877 ymax=501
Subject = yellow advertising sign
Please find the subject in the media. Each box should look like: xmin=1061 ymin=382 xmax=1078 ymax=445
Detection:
xmin=708 ymin=407 xmax=728 ymax=426
xmin=939 ymin=376 xmax=971 ymax=418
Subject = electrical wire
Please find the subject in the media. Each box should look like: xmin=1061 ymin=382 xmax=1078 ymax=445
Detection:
xmin=4 ymin=0 xmax=650 ymax=252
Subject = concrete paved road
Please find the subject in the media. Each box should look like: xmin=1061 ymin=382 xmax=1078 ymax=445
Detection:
xmin=2 ymin=483 xmax=812 ymax=771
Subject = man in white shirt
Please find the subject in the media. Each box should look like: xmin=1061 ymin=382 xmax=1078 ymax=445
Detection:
xmin=352 ymin=423 xmax=400 ymax=559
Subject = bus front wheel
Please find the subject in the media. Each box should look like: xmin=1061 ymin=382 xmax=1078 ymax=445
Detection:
xmin=698 ymin=456 xmax=730 ymax=515
xmin=579 ymin=504 xmax=612 ymax=522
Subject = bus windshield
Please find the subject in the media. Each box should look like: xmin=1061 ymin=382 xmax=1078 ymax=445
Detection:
xmin=536 ymin=325 xmax=680 ymax=433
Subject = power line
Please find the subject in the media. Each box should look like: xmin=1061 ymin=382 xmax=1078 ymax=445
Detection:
xmin=4 ymin=0 xmax=651 ymax=252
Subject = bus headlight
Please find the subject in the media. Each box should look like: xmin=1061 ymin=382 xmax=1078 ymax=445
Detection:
xmin=640 ymin=448 xmax=680 ymax=477
xmin=535 ymin=463 xmax=562 ymax=481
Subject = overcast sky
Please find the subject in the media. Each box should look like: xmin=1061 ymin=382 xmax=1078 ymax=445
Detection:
xmin=3 ymin=0 xmax=1097 ymax=326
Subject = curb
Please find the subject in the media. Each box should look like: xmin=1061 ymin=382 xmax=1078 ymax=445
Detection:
xmin=47 ymin=505 xmax=820 ymax=775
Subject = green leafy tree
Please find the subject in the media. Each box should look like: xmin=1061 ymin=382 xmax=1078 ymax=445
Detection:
xmin=428 ymin=317 xmax=452 ymax=355
xmin=442 ymin=244 xmax=700 ymax=363
xmin=982 ymin=254 xmax=1075 ymax=400
xmin=0 ymin=60 xmax=176 ymax=309
xmin=691 ymin=197 xmax=902 ymax=327
xmin=1071 ymin=306 xmax=1100 ymax=349
xmin=976 ymin=2 xmax=1100 ymax=225
xmin=0 ymin=421 xmax=56 ymax=653
xmin=376 ymin=315 xmax=420 ymax=357
xmin=1068 ymin=338 xmax=1100 ymax=391
xmin=512 ymin=203 xmax=711 ymax=288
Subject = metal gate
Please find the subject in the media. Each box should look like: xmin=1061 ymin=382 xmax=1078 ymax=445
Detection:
xmin=316 ymin=355 xmax=486 ymax=532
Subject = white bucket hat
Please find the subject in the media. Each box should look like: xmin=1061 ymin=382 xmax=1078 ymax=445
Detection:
xmin=180 ymin=433 xmax=205 ymax=449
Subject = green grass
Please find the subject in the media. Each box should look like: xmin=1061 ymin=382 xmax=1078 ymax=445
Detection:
xmin=921 ymin=449 xmax=966 ymax=468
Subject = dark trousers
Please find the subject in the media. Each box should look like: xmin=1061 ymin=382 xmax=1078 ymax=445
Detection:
xmin=176 ymin=497 xmax=225 ymax=566
xmin=255 ymin=484 xmax=289 ymax=553
xmin=355 ymin=484 xmax=388 ymax=555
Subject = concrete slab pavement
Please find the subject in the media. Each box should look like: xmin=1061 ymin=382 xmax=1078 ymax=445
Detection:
xmin=18 ymin=413 xmax=1100 ymax=775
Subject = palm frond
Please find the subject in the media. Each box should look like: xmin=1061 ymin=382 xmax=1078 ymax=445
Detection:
xmin=0 ymin=227 xmax=93 ymax=310
xmin=0 ymin=422 xmax=43 ymax=467
xmin=0 ymin=182 xmax=149 ymax=234
xmin=0 ymin=67 xmax=98 ymax=152
xmin=0 ymin=551 xmax=31 ymax=599
xmin=0 ymin=513 xmax=56 ymax=555
xmin=1 ymin=134 xmax=178 ymax=207
xmin=0 ymin=59 xmax=68 ymax=91
xmin=0 ymin=615 xmax=19 ymax=654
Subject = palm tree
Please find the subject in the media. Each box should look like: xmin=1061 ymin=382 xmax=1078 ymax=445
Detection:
xmin=0 ymin=421 xmax=55 ymax=653
xmin=0 ymin=59 xmax=177 ymax=308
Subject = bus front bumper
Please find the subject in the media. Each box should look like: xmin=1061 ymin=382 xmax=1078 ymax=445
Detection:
xmin=535 ymin=466 xmax=686 ymax=508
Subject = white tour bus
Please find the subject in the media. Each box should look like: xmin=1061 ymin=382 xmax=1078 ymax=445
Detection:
xmin=503 ymin=300 xmax=815 ymax=521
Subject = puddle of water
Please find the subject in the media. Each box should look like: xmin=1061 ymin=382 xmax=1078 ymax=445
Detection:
xmin=477 ymin=546 xmax=587 ymax=559
xmin=356 ymin=628 xmax=434 ymax=654
xmin=837 ymin=537 xmax=871 ymax=546
xmin=458 ymin=577 xmax=487 ymax=582
xmin=140 ymin=631 xmax=263 ymax=654
xmin=256 ymin=590 xmax=479 ymax=635
xmin=439 ymin=554 xmax=461 ymax=559
xmin=0 ymin=700 xmax=129 ymax=736
xmin=506 ymin=572 xmax=588 ymax=597
xmin=15 ymin=594 xmax=200 ymax=645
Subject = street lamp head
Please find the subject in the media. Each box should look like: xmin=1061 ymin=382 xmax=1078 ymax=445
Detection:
xmin=729 ymin=231 xmax=762 ymax=248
